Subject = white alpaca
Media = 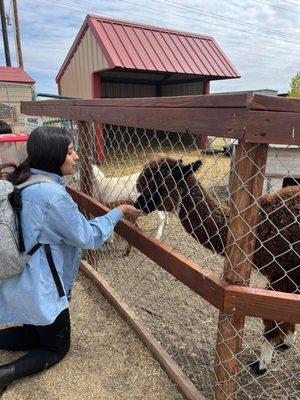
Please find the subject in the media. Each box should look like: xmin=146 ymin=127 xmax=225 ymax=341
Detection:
xmin=91 ymin=165 xmax=167 ymax=240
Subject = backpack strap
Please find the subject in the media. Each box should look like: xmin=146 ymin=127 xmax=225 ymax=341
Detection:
xmin=27 ymin=242 xmax=43 ymax=256
xmin=44 ymin=244 xmax=65 ymax=298
xmin=13 ymin=175 xmax=55 ymax=253
xmin=12 ymin=188 xmax=25 ymax=253
xmin=15 ymin=175 xmax=65 ymax=298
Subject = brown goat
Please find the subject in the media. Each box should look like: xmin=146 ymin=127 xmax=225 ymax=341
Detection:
xmin=135 ymin=157 xmax=300 ymax=375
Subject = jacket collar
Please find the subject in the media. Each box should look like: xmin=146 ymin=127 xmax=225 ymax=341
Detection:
xmin=30 ymin=168 xmax=65 ymax=186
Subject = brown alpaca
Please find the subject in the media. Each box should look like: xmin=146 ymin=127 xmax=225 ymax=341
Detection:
xmin=135 ymin=157 xmax=300 ymax=374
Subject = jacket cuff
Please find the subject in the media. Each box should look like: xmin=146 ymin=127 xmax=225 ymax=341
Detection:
xmin=107 ymin=207 xmax=123 ymax=225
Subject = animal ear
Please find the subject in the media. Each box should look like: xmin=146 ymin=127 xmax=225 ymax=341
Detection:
xmin=172 ymin=159 xmax=202 ymax=181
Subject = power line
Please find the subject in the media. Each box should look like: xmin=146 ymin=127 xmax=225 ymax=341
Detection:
xmin=24 ymin=0 xmax=300 ymax=61
xmin=30 ymin=0 xmax=300 ymax=45
xmin=251 ymin=0 xmax=300 ymax=13
xmin=148 ymin=0 xmax=300 ymax=40
xmin=279 ymin=0 xmax=300 ymax=6
xmin=115 ymin=0 xmax=300 ymax=44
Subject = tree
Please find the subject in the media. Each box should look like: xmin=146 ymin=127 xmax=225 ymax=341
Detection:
xmin=288 ymin=72 xmax=300 ymax=98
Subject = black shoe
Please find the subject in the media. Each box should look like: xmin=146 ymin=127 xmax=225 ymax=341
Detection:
xmin=0 ymin=364 xmax=15 ymax=391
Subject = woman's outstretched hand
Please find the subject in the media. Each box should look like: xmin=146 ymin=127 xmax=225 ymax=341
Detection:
xmin=118 ymin=204 xmax=144 ymax=216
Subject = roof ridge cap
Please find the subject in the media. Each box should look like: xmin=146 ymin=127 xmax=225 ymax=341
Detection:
xmin=88 ymin=14 xmax=214 ymax=41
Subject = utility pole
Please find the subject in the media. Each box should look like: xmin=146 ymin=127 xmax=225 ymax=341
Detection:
xmin=12 ymin=0 xmax=23 ymax=68
xmin=0 ymin=0 xmax=11 ymax=66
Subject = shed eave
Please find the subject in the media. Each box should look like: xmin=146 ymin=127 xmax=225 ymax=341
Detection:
xmin=98 ymin=66 xmax=241 ymax=80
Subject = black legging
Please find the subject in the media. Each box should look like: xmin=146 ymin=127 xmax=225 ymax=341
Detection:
xmin=0 ymin=308 xmax=70 ymax=379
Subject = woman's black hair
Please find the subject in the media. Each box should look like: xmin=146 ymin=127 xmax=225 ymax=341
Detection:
xmin=27 ymin=126 xmax=71 ymax=175
xmin=0 ymin=126 xmax=71 ymax=185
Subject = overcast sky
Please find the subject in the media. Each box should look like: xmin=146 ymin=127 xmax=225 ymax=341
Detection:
xmin=1 ymin=0 xmax=300 ymax=95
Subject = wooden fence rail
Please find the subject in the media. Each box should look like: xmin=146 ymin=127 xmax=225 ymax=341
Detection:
xmin=21 ymin=93 xmax=300 ymax=145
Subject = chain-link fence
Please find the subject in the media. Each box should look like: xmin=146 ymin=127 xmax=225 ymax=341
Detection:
xmin=0 ymin=82 xmax=36 ymax=133
xmin=0 ymin=82 xmax=75 ymax=134
xmin=21 ymin=96 xmax=300 ymax=400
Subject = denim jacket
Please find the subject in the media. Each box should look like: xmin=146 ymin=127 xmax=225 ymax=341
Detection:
xmin=0 ymin=168 xmax=123 ymax=326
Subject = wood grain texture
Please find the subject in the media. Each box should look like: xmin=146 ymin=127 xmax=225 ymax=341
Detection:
xmin=213 ymin=142 xmax=268 ymax=400
xmin=249 ymin=94 xmax=300 ymax=113
xmin=224 ymin=285 xmax=300 ymax=324
xmin=21 ymin=93 xmax=250 ymax=109
xmin=21 ymin=104 xmax=247 ymax=138
xmin=244 ymin=111 xmax=300 ymax=144
xmin=78 ymin=121 xmax=96 ymax=267
xmin=21 ymin=94 xmax=300 ymax=144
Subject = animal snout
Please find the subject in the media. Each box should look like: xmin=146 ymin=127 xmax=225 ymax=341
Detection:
xmin=135 ymin=194 xmax=150 ymax=214
xmin=135 ymin=193 xmax=158 ymax=214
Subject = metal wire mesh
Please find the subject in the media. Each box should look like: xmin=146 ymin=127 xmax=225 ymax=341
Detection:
xmin=0 ymin=82 xmax=36 ymax=133
xmin=0 ymin=83 xmax=76 ymax=135
xmin=60 ymin=120 xmax=299 ymax=400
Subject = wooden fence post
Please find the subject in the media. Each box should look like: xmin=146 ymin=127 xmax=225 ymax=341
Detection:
xmin=77 ymin=120 xmax=97 ymax=268
xmin=214 ymin=141 xmax=268 ymax=399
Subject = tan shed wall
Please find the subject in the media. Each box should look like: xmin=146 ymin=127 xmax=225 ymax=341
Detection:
xmin=162 ymin=81 xmax=203 ymax=96
xmin=59 ymin=28 xmax=109 ymax=98
xmin=0 ymin=82 xmax=34 ymax=132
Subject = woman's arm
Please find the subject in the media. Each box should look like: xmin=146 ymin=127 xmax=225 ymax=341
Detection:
xmin=39 ymin=192 xmax=140 ymax=249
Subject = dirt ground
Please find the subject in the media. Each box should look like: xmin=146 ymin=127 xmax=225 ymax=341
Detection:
xmin=0 ymin=271 xmax=184 ymax=400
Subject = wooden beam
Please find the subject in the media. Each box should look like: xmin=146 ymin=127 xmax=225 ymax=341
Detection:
xmin=77 ymin=121 xmax=96 ymax=267
xmin=224 ymin=285 xmax=300 ymax=324
xmin=213 ymin=142 xmax=269 ymax=400
xmin=249 ymin=94 xmax=300 ymax=113
xmin=80 ymin=260 xmax=206 ymax=400
xmin=244 ymin=111 xmax=300 ymax=145
xmin=20 ymin=95 xmax=300 ymax=144
xmin=21 ymin=93 xmax=300 ymax=111
xmin=20 ymin=104 xmax=247 ymax=139
xmin=78 ymin=121 xmax=93 ymax=197
xmin=21 ymin=93 xmax=251 ymax=109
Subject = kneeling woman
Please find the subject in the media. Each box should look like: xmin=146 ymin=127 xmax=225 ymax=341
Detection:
xmin=0 ymin=126 xmax=142 ymax=394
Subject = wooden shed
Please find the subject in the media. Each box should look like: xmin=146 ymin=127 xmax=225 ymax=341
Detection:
xmin=56 ymin=15 xmax=239 ymax=100
xmin=56 ymin=15 xmax=240 ymax=159
xmin=0 ymin=66 xmax=35 ymax=133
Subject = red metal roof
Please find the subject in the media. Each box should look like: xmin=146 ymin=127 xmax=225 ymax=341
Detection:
xmin=56 ymin=15 xmax=240 ymax=83
xmin=0 ymin=66 xmax=35 ymax=84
